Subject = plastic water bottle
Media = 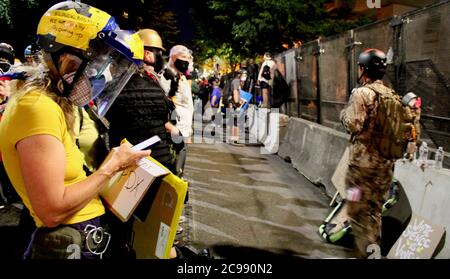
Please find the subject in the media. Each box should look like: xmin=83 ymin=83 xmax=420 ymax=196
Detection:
xmin=418 ymin=142 xmax=429 ymax=167
xmin=434 ymin=147 xmax=444 ymax=169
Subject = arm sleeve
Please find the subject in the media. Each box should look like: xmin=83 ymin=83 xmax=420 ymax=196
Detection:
xmin=340 ymin=89 xmax=369 ymax=135
xmin=187 ymin=82 xmax=194 ymax=132
xmin=9 ymin=95 xmax=64 ymax=146
xmin=158 ymin=75 xmax=171 ymax=95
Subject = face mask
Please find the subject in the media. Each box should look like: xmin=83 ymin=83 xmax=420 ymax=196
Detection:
xmin=174 ymin=59 xmax=189 ymax=74
xmin=152 ymin=50 xmax=165 ymax=73
xmin=144 ymin=49 xmax=165 ymax=73
xmin=58 ymin=71 xmax=93 ymax=106
xmin=240 ymin=75 xmax=247 ymax=82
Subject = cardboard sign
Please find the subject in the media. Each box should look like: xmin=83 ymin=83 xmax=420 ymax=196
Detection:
xmin=387 ymin=213 xmax=445 ymax=259
xmin=132 ymin=172 xmax=188 ymax=259
xmin=100 ymin=156 xmax=169 ymax=222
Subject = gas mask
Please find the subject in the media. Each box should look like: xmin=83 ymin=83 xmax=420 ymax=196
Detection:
xmin=174 ymin=59 xmax=189 ymax=74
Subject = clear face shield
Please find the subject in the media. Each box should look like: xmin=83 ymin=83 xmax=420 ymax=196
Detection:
xmin=85 ymin=47 xmax=138 ymax=117
xmin=56 ymin=40 xmax=138 ymax=116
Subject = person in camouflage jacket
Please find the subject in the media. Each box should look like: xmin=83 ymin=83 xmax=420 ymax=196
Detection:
xmin=340 ymin=49 xmax=393 ymax=258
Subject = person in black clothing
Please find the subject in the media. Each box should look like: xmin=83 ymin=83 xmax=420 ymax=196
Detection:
xmin=247 ymin=58 xmax=259 ymax=97
xmin=106 ymin=29 xmax=179 ymax=172
xmin=104 ymin=29 xmax=180 ymax=258
xmin=199 ymin=77 xmax=212 ymax=117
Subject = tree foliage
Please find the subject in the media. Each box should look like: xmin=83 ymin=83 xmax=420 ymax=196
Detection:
xmin=0 ymin=0 xmax=37 ymax=26
xmin=0 ymin=0 xmax=46 ymax=59
xmin=190 ymin=0 xmax=374 ymax=65
xmin=87 ymin=0 xmax=179 ymax=47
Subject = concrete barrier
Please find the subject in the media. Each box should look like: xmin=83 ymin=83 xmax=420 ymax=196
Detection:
xmin=247 ymin=106 xmax=258 ymax=144
xmin=278 ymin=117 xmax=350 ymax=197
xmin=394 ymin=161 xmax=450 ymax=258
xmin=247 ymin=106 xmax=288 ymax=154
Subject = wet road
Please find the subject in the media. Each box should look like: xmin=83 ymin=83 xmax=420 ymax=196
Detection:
xmin=182 ymin=141 xmax=353 ymax=259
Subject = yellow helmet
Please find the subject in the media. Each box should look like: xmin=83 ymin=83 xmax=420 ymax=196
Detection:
xmin=37 ymin=1 xmax=116 ymax=52
xmin=36 ymin=1 xmax=143 ymax=62
xmin=35 ymin=1 xmax=145 ymax=114
xmin=138 ymin=29 xmax=165 ymax=51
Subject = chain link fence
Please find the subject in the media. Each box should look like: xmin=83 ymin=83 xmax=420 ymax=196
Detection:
xmin=276 ymin=0 xmax=450 ymax=152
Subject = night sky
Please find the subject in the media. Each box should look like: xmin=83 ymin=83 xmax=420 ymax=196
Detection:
xmin=167 ymin=0 xmax=195 ymax=44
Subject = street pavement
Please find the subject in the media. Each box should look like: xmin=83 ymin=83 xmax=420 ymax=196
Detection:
xmin=181 ymin=141 xmax=353 ymax=259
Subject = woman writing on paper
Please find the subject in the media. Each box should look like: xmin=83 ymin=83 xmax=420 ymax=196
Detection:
xmin=0 ymin=1 xmax=149 ymax=259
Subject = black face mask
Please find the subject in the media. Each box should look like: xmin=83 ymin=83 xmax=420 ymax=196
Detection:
xmin=152 ymin=50 xmax=165 ymax=73
xmin=145 ymin=48 xmax=165 ymax=73
xmin=174 ymin=59 xmax=189 ymax=74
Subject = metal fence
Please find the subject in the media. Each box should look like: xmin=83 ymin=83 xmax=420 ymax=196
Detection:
xmin=277 ymin=0 xmax=450 ymax=151
xmin=319 ymin=31 xmax=349 ymax=131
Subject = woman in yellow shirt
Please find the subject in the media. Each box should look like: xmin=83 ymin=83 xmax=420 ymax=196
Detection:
xmin=0 ymin=1 xmax=147 ymax=259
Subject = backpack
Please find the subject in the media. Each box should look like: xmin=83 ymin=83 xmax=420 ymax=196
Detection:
xmin=261 ymin=65 xmax=271 ymax=80
xmin=364 ymin=83 xmax=420 ymax=160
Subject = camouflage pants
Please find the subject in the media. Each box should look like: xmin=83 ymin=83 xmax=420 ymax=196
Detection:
xmin=345 ymin=165 xmax=393 ymax=258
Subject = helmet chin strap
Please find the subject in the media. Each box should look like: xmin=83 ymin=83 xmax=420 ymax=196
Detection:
xmin=50 ymin=51 xmax=88 ymax=98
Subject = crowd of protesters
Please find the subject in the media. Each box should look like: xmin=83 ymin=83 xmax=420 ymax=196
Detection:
xmin=191 ymin=52 xmax=279 ymax=115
